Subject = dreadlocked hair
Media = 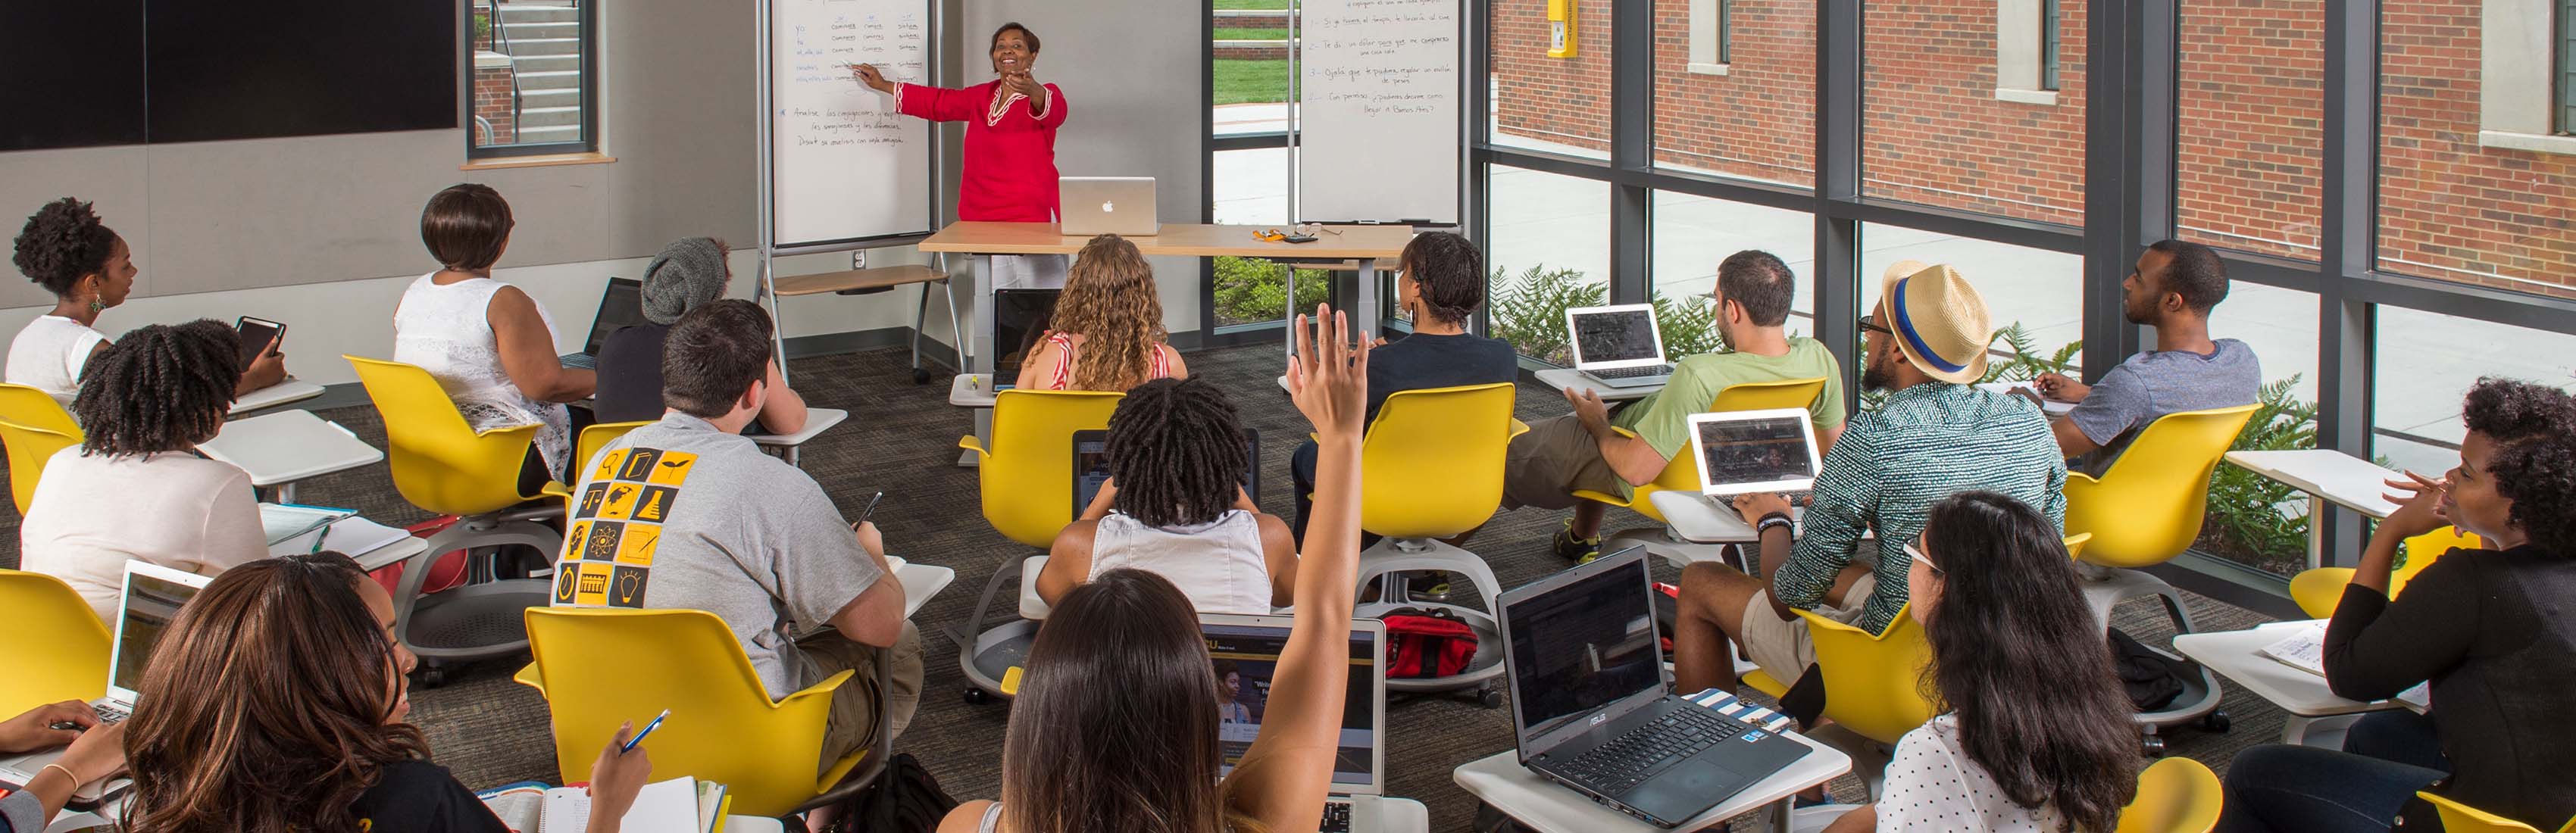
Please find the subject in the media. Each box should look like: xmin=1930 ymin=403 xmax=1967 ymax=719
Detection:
xmin=1106 ymin=379 xmax=1249 ymax=528
xmin=73 ymin=320 xmax=244 ymax=457
xmin=1052 ymin=235 xmax=1167 ymax=392
xmin=13 ymin=197 xmax=120 ymax=298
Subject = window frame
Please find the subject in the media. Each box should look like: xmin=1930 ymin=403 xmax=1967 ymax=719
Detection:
xmin=2040 ymin=0 xmax=2063 ymax=92
xmin=1687 ymin=0 xmax=1736 ymax=75
xmin=464 ymin=0 xmax=601 ymax=159
xmin=2559 ymin=0 xmax=2574 ymax=133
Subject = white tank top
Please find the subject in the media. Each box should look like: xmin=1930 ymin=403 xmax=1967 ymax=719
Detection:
xmin=1090 ymin=510 xmax=1273 ymax=616
xmin=392 ymin=273 xmax=571 ymax=475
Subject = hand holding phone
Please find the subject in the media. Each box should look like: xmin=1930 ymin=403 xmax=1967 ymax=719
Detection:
xmin=235 ymin=317 xmax=286 ymax=366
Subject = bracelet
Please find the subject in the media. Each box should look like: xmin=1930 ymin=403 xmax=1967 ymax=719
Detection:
xmin=1756 ymin=515 xmax=1794 ymax=536
xmin=40 ymin=763 xmax=80 ymax=785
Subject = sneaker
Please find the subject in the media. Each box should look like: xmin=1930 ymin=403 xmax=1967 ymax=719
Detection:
xmin=1552 ymin=519 xmax=1602 ymax=563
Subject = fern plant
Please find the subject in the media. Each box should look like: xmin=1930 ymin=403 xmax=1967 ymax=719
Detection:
xmin=1211 ymin=256 xmax=1330 ymax=326
xmin=1487 ymin=264 xmax=1605 ymax=366
xmin=2194 ymin=376 xmax=2319 ymax=574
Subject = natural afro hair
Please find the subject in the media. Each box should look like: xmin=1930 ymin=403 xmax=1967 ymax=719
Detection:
xmin=2461 ymin=376 xmax=2576 ymax=445
xmin=2488 ymin=433 xmax=2576 ymax=559
xmin=73 ymin=320 xmax=244 ymax=457
xmin=1105 ymin=378 xmax=1250 ymax=528
xmin=13 ymin=198 xmax=121 ymax=298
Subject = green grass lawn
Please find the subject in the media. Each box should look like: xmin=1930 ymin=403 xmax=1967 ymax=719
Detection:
xmin=1214 ymin=58 xmax=1290 ymax=105
xmin=1212 ymin=0 xmax=1292 ymax=8
xmin=1214 ymin=27 xmax=1289 ymax=40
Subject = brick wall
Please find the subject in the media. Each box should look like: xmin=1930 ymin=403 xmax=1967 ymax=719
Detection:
xmin=1490 ymin=0 xmax=2576 ymax=297
xmin=474 ymin=67 xmax=517 ymax=145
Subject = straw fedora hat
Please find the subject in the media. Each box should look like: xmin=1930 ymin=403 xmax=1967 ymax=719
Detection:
xmin=1874 ymin=261 xmax=1993 ymax=384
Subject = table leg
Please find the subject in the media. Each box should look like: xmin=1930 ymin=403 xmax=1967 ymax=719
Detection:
xmin=2306 ymin=495 xmax=2326 ymax=571
xmin=1283 ymin=264 xmax=1299 ymax=363
xmin=1759 ymin=797 xmax=1793 ymax=833
xmin=783 ymin=447 xmax=801 ymax=467
xmin=274 ymin=483 xmax=295 ymax=504
xmin=1355 ymin=257 xmax=1381 ymax=339
xmin=963 ymin=254 xmax=996 ymax=468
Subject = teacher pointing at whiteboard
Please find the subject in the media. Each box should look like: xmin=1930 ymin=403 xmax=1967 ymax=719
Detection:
xmin=855 ymin=22 xmax=1070 ymax=289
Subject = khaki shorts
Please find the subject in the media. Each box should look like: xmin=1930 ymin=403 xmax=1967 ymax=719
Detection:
xmin=1502 ymin=414 xmax=1630 ymax=511
xmin=1737 ymin=572 xmax=1876 ymax=681
xmin=799 ymin=622 xmax=925 ymax=775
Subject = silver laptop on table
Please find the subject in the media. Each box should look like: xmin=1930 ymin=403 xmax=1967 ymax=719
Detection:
xmin=1203 ymin=613 xmax=1389 ymax=833
xmin=1685 ymin=408 xmax=1821 ymax=497
xmin=1060 ymin=176 xmax=1161 ymax=236
xmin=0 ymin=561 xmax=213 ymax=804
xmin=1499 ymin=548 xmax=1809 ymax=828
xmin=1566 ymin=304 xmax=1674 ymax=388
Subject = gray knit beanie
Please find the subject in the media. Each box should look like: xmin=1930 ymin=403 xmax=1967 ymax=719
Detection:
xmin=639 ymin=236 xmax=729 ymax=325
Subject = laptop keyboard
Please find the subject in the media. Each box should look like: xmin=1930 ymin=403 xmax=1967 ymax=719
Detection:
xmin=1318 ymin=799 xmax=1352 ymax=833
xmin=93 ymin=702 xmax=129 ymax=725
xmin=1556 ymin=704 xmax=1749 ymax=795
xmin=1587 ymin=364 xmax=1672 ymax=379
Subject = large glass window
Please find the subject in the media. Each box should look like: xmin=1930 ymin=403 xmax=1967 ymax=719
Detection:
xmin=2371 ymin=306 xmax=2576 ymax=477
xmin=1857 ymin=225 xmax=2084 ymax=370
xmin=1487 ymin=167 xmax=1612 ymax=363
xmin=1861 ymin=2 xmax=2086 ymax=226
xmin=2377 ymin=6 xmax=2576 ymax=296
xmin=2040 ymin=0 xmax=2062 ymax=92
xmin=1213 ymin=0 xmax=1292 ymax=121
xmin=1653 ymin=0 xmax=1818 ymax=186
xmin=2175 ymin=1 xmax=2323 ymax=261
xmin=1651 ymin=192 xmax=1815 ymax=339
xmin=467 ymin=0 xmax=595 ymax=155
xmin=1490 ymin=0 xmax=1612 ymax=160
xmin=2199 ymin=284 xmax=2320 ymax=578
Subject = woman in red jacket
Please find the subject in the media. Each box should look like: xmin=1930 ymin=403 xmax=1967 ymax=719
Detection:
xmin=856 ymin=22 xmax=1069 ymax=288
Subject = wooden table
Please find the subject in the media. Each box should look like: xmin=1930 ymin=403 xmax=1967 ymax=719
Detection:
xmin=921 ymin=222 xmax=1413 ymax=463
xmin=2223 ymin=449 xmax=2402 ymax=570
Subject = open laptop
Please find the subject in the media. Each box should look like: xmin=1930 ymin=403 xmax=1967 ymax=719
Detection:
xmin=1565 ymin=304 xmax=1674 ymax=388
xmin=992 ymin=288 xmax=1061 ymax=391
xmin=1074 ymin=428 xmax=1258 ymax=518
xmin=1499 ymin=547 xmax=1808 ymax=827
xmin=558 ymin=276 xmax=646 ymax=370
xmin=1059 ymin=176 xmax=1160 ymax=236
xmin=0 ymin=561 xmax=212 ymax=804
xmin=1203 ymin=613 xmax=1388 ymax=833
xmin=1684 ymin=408 xmax=1821 ymax=496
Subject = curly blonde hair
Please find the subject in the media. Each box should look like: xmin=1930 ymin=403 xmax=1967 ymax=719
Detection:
xmin=1051 ymin=235 xmax=1168 ymax=391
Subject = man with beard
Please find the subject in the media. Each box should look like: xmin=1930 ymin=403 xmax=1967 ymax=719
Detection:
xmin=1666 ymin=262 xmax=2067 ymax=696
xmin=2021 ymin=240 xmax=2262 ymax=476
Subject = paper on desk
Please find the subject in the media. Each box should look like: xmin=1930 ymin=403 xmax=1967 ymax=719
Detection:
xmin=265 ymin=513 xmax=411 ymax=559
xmin=260 ymin=503 xmax=355 ymax=546
xmin=2257 ymin=622 xmax=2329 ymax=677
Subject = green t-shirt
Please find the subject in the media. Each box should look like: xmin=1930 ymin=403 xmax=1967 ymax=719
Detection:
xmin=1610 ymin=336 xmax=1848 ymax=465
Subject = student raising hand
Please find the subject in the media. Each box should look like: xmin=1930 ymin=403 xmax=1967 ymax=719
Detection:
xmin=1286 ymin=303 xmax=1371 ymax=441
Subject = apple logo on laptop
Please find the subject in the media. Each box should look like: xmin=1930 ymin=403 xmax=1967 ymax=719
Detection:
xmin=1102 ymin=201 xmax=1116 ymax=214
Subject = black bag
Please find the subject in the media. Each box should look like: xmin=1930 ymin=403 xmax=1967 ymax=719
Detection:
xmin=825 ymin=753 xmax=959 ymax=833
xmin=2107 ymin=627 xmax=2191 ymax=712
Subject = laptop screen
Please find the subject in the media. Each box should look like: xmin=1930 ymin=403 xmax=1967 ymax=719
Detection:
xmin=1690 ymin=410 xmax=1819 ymax=494
xmin=584 ymin=278 xmax=647 ymax=356
xmin=111 ymin=568 xmax=207 ymax=697
xmin=1568 ymin=307 xmax=1662 ymax=367
xmin=993 ymin=289 xmax=1061 ymax=389
xmin=1073 ymin=429 xmax=1258 ymax=518
xmin=1202 ymin=616 xmax=1382 ymax=791
xmin=1502 ymin=552 xmax=1663 ymax=744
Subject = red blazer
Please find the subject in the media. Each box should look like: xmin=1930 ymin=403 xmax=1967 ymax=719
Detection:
xmin=896 ymin=80 xmax=1068 ymax=223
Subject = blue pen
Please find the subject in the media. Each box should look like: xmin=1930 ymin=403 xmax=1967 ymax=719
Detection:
xmin=621 ymin=709 xmax=670 ymax=753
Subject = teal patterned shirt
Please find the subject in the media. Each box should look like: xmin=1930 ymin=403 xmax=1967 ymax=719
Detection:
xmin=1772 ymin=382 xmax=2068 ymax=635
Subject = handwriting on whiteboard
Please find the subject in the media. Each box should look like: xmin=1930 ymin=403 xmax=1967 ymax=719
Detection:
xmin=771 ymin=0 xmax=934 ymax=245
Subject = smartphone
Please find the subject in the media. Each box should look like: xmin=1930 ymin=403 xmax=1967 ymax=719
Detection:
xmin=858 ymin=491 xmax=885 ymax=525
xmin=235 ymin=317 xmax=285 ymax=366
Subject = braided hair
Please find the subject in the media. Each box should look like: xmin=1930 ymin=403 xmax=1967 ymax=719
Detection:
xmin=73 ymin=320 xmax=244 ymax=457
xmin=1106 ymin=379 xmax=1249 ymax=528
xmin=13 ymin=198 xmax=121 ymax=298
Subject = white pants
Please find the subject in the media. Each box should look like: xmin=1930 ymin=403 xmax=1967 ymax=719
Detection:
xmin=992 ymin=254 xmax=1068 ymax=289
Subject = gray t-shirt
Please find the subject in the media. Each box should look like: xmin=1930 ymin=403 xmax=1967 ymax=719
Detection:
xmin=549 ymin=412 xmax=883 ymax=699
xmin=2068 ymin=338 xmax=2262 ymax=476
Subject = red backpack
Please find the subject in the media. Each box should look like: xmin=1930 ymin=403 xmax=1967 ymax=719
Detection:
xmin=1383 ymin=607 xmax=1478 ymax=679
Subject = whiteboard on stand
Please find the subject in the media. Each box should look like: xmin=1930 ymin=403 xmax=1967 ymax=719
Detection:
xmin=765 ymin=0 xmax=937 ymax=251
xmin=1295 ymin=0 xmax=1462 ymax=226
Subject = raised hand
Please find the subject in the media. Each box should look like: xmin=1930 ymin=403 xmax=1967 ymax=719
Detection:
xmin=1286 ymin=304 xmax=1370 ymax=443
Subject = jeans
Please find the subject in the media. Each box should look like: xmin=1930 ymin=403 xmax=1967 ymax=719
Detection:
xmin=2215 ymin=711 xmax=2449 ymax=833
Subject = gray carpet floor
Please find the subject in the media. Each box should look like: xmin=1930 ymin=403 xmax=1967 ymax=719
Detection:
xmin=0 ymin=343 xmax=2290 ymax=831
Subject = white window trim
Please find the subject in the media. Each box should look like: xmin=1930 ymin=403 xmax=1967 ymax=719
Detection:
xmin=1993 ymin=0 xmax=2059 ymax=105
xmin=2480 ymin=0 xmax=2576 ymax=154
xmin=1687 ymin=0 xmax=1731 ymax=76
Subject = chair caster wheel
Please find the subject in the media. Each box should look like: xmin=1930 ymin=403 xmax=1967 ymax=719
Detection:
xmin=964 ymin=686 xmax=992 ymax=705
xmin=2200 ymin=711 xmax=2232 ymax=733
xmin=912 ymin=368 xmax=933 ymax=385
xmin=412 ymin=666 xmax=451 ymax=689
xmin=1477 ymin=686 xmax=1503 ymax=710
xmin=2140 ymin=735 xmax=2168 ymax=758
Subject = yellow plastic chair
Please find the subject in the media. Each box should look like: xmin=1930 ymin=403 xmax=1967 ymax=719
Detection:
xmin=952 ymin=388 xmax=1124 ymax=700
xmin=2290 ymin=526 xmax=2478 ymax=619
xmin=346 ymin=356 xmax=565 ymax=676
xmin=0 ymin=383 xmax=80 ymax=437
xmin=0 ymin=418 xmax=82 ymax=514
xmin=0 ymin=570 xmax=111 ymax=717
xmin=2064 ymin=532 xmax=2094 ymax=563
xmin=517 ymin=608 xmax=872 ymax=817
xmin=1347 ymin=383 xmax=1525 ymax=697
xmin=2417 ymin=791 xmax=2574 ymax=833
xmin=576 ymin=420 xmax=653 ymax=479
xmin=2116 ymin=758 xmax=2223 ymax=833
xmin=2064 ymin=404 xmax=2262 ymax=570
xmin=1573 ymin=378 xmax=1827 ymax=525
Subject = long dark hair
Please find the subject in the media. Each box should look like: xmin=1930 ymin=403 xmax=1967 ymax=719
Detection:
xmin=123 ymin=553 xmax=430 ymax=833
xmin=1917 ymin=492 xmax=2138 ymax=833
xmin=1107 ymin=378 xmax=1250 ymax=528
xmin=73 ymin=320 xmax=242 ymax=457
xmin=1001 ymin=569 xmax=1245 ymax=833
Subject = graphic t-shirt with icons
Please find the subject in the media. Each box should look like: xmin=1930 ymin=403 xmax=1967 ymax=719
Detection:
xmin=549 ymin=412 xmax=885 ymax=700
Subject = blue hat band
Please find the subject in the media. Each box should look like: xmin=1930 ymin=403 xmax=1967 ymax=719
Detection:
xmin=1890 ymin=276 xmax=1968 ymax=374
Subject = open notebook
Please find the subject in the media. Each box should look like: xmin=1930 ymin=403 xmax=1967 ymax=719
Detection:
xmin=2258 ymin=622 xmax=2431 ymax=710
xmin=479 ymin=777 xmax=727 ymax=833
